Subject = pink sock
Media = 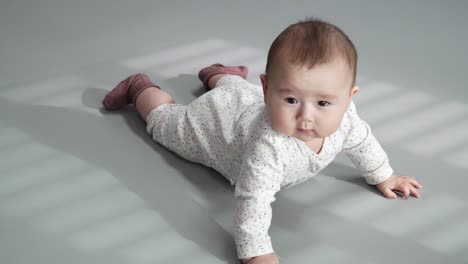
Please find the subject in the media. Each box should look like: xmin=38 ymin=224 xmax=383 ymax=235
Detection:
xmin=198 ymin=63 xmax=248 ymax=88
xmin=102 ymin=73 xmax=159 ymax=110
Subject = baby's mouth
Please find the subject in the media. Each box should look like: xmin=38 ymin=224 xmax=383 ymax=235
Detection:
xmin=297 ymin=128 xmax=313 ymax=134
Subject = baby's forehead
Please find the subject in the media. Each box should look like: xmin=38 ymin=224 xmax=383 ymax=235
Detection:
xmin=270 ymin=61 xmax=353 ymax=93
xmin=276 ymin=59 xmax=352 ymax=79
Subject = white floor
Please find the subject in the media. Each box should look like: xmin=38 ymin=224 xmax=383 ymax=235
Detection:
xmin=1 ymin=1 xmax=468 ymax=263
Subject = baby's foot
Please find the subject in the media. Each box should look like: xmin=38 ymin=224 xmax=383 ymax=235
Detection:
xmin=198 ymin=63 xmax=248 ymax=88
xmin=102 ymin=73 xmax=158 ymax=110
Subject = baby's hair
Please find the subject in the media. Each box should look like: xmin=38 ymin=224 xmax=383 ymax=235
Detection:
xmin=265 ymin=17 xmax=358 ymax=88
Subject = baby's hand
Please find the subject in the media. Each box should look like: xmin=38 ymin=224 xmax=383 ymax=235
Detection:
xmin=242 ymin=253 xmax=279 ymax=264
xmin=376 ymin=174 xmax=423 ymax=199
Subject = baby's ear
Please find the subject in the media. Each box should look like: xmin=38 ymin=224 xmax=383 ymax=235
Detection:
xmin=350 ymin=85 xmax=359 ymax=97
xmin=260 ymin=74 xmax=268 ymax=103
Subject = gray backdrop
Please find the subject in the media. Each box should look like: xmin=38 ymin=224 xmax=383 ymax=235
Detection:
xmin=1 ymin=1 xmax=467 ymax=263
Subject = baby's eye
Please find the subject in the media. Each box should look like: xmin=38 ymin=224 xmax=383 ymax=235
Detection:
xmin=317 ymin=101 xmax=330 ymax=107
xmin=285 ymin=97 xmax=299 ymax=104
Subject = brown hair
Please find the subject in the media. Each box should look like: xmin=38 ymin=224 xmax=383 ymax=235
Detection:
xmin=265 ymin=17 xmax=358 ymax=88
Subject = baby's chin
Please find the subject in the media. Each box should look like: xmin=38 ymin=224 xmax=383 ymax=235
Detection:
xmin=288 ymin=130 xmax=323 ymax=142
xmin=271 ymin=125 xmax=329 ymax=140
xmin=293 ymin=129 xmax=334 ymax=142
xmin=294 ymin=133 xmax=321 ymax=142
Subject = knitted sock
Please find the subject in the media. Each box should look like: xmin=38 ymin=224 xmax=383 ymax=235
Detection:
xmin=198 ymin=63 xmax=248 ymax=88
xmin=102 ymin=73 xmax=159 ymax=110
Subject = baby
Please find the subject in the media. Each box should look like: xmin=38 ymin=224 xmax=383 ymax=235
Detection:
xmin=102 ymin=18 xmax=422 ymax=264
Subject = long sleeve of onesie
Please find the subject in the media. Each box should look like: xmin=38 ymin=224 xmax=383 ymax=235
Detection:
xmin=342 ymin=101 xmax=394 ymax=185
xmin=233 ymin=132 xmax=284 ymax=259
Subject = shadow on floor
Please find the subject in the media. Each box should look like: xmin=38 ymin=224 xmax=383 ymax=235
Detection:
xmin=0 ymin=91 xmax=240 ymax=263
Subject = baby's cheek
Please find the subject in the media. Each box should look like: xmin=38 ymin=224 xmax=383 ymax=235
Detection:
xmin=274 ymin=119 xmax=294 ymax=136
xmin=320 ymin=118 xmax=341 ymax=136
xmin=269 ymin=114 xmax=286 ymax=134
xmin=271 ymin=109 xmax=294 ymax=133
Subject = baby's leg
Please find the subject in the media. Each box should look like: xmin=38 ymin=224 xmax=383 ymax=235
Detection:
xmin=198 ymin=63 xmax=248 ymax=90
xmin=102 ymin=73 xmax=175 ymax=122
xmin=207 ymin=74 xmax=227 ymax=90
xmin=135 ymin=88 xmax=174 ymax=122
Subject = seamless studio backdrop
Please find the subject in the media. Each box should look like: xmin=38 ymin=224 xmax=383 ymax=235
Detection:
xmin=1 ymin=1 xmax=468 ymax=264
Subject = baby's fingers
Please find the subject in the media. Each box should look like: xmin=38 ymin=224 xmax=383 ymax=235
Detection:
xmin=395 ymin=185 xmax=411 ymax=198
xmin=382 ymin=187 xmax=397 ymax=199
xmin=395 ymin=184 xmax=421 ymax=199
xmin=409 ymin=185 xmax=421 ymax=198
xmin=410 ymin=178 xmax=423 ymax=189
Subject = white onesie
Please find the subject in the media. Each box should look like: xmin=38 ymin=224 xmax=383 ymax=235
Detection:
xmin=146 ymin=75 xmax=393 ymax=259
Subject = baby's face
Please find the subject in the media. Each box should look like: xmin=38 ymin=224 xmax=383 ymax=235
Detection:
xmin=260 ymin=60 xmax=358 ymax=143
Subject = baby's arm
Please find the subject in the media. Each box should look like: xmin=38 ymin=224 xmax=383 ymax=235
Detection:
xmin=342 ymin=102 xmax=422 ymax=198
xmin=241 ymin=254 xmax=280 ymax=264
xmin=234 ymin=134 xmax=284 ymax=262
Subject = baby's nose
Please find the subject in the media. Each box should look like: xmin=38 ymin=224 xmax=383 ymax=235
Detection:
xmin=297 ymin=104 xmax=314 ymax=122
